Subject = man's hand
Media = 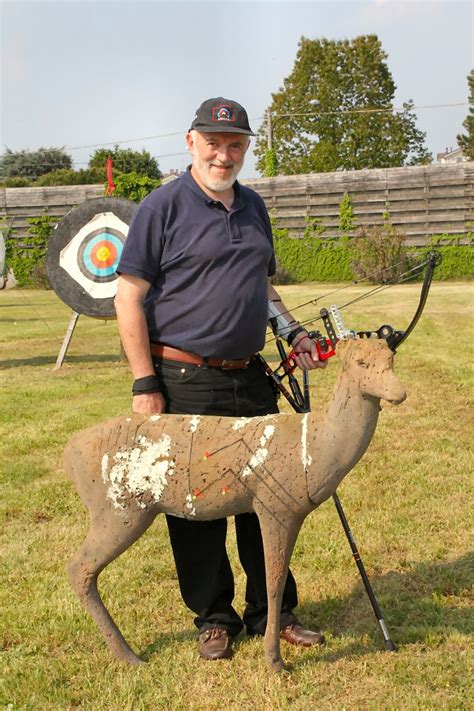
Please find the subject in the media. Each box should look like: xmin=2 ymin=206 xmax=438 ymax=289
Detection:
xmin=292 ymin=335 xmax=328 ymax=371
xmin=132 ymin=392 xmax=166 ymax=414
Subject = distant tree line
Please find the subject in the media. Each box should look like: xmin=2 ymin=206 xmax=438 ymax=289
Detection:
xmin=0 ymin=145 xmax=162 ymax=191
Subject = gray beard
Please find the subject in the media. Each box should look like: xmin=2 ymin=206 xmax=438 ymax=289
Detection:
xmin=193 ymin=155 xmax=243 ymax=192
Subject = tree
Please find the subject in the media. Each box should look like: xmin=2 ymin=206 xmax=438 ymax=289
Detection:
xmin=256 ymin=35 xmax=431 ymax=175
xmin=88 ymin=146 xmax=162 ymax=180
xmin=0 ymin=147 xmax=72 ymax=179
xmin=113 ymin=172 xmax=161 ymax=202
xmin=34 ymin=167 xmax=106 ymax=186
xmin=457 ymin=69 xmax=474 ymax=160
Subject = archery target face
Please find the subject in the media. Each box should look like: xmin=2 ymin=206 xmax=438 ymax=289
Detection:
xmin=46 ymin=197 xmax=136 ymax=318
xmin=60 ymin=212 xmax=128 ymax=298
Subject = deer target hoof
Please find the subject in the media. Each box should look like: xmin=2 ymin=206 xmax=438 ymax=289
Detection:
xmin=117 ymin=651 xmax=145 ymax=666
xmin=266 ymin=657 xmax=286 ymax=673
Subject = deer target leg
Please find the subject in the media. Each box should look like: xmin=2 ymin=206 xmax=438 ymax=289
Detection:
xmin=256 ymin=510 xmax=304 ymax=673
xmin=68 ymin=508 xmax=156 ymax=665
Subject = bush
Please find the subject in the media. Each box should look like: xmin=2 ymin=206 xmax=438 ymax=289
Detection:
xmin=269 ymin=213 xmax=473 ymax=282
xmin=415 ymin=242 xmax=474 ymax=280
xmin=272 ymin=216 xmax=354 ymax=283
xmin=350 ymin=220 xmax=410 ymax=283
xmin=34 ymin=167 xmax=105 ymax=186
xmin=5 ymin=214 xmax=57 ymax=287
xmin=111 ymin=172 xmax=161 ymax=202
xmin=0 ymin=176 xmax=33 ymax=188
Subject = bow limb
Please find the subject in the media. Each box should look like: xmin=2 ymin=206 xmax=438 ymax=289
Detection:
xmin=389 ymin=251 xmax=442 ymax=352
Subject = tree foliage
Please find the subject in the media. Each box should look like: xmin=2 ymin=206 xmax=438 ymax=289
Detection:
xmin=88 ymin=146 xmax=162 ymax=180
xmin=34 ymin=167 xmax=106 ymax=186
xmin=256 ymin=35 xmax=431 ymax=175
xmin=457 ymin=69 xmax=474 ymax=160
xmin=112 ymin=172 xmax=161 ymax=202
xmin=0 ymin=147 xmax=72 ymax=179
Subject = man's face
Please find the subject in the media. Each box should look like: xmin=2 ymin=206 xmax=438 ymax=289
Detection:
xmin=186 ymin=131 xmax=250 ymax=192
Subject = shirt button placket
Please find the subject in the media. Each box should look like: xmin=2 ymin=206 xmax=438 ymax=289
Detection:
xmin=228 ymin=211 xmax=241 ymax=244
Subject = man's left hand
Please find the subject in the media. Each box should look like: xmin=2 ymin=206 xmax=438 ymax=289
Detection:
xmin=292 ymin=335 xmax=328 ymax=371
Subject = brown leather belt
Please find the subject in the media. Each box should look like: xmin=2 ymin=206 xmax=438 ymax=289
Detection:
xmin=150 ymin=343 xmax=251 ymax=370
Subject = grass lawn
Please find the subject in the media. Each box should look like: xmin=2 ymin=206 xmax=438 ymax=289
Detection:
xmin=1 ymin=283 xmax=473 ymax=710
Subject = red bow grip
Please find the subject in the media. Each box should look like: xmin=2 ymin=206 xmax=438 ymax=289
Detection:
xmin=287 ymin=337 xmax=336 ymax=369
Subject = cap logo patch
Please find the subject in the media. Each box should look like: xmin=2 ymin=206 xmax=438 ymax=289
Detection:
xmin=212 ymin=105 xmax=235 ymax=122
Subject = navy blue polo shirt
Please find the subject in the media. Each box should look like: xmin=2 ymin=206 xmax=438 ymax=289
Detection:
xmin=117 ymin=168 xmax=276 ymax=359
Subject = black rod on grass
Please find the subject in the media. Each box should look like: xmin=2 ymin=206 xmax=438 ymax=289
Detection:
xmin=332 ymin=491 xmax=396 ymax=652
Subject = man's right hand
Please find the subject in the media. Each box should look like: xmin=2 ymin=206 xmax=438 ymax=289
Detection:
xmin=132 ymin=392 xmax=166 ymax=415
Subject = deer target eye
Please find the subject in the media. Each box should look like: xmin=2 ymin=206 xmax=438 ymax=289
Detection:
xmin=356 ymin=359 xmax=369 ymax=368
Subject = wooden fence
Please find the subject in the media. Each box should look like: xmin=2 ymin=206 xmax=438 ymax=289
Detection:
xmin=245 ymin=162 xmax=474 ymax=246
xmin=0 ymin=185 xmax=103 ymax=244
xmin=1 ymin=162 xmax=473 ymax=246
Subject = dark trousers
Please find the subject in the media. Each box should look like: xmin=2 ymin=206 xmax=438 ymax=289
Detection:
xmin=153 ymin=357 xmax=298 ymax=637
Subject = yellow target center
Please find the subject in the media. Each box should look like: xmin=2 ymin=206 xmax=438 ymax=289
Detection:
xmin=96 ymin=246 xmax=111 ymax=263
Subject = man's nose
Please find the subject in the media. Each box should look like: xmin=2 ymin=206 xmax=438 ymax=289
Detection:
xmin=215 ymin=146 xmax=232 ymax=162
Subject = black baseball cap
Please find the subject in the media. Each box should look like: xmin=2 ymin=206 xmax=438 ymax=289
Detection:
xmin=189 ymin=97 xmax=255 ymax=136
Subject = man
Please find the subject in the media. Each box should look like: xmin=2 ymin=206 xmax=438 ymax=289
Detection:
xmin=115 ymin=97 xmax=326 ymax=661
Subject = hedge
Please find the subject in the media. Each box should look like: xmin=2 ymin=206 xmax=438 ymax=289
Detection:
xmin=274 ymin=237 xmax=474 ymax=283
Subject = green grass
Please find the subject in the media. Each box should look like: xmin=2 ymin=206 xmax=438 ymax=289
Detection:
xmin=1 ymin=284 xmax=473 ymax=710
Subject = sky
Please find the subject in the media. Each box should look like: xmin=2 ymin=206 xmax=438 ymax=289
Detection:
xmin=1 ymin=0 xmax=473 ymax=179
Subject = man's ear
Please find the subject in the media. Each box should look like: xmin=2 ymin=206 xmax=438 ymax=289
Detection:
xmin=185 ymin=131 xmax=194 ymax=152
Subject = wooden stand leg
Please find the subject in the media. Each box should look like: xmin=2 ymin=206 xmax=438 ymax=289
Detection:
xmin=54 ymin=310 xmax=80 ymax=370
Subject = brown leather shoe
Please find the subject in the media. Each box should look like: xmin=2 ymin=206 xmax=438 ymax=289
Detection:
xmin=198 ymin=627 xmax=233 ymax=660
xmin=280 ymin=623 xmax=325 ymax=647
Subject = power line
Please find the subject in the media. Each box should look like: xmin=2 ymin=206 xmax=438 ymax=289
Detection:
xmin=61 ymin=101 xmax=468 ymax=151
xmin=67 ymin=131 xmax=185 ymax=150
xmin=1 ymin=100 xmax=467 ymax=174
xmin=267 ymin=101 xmax=469 ymax=120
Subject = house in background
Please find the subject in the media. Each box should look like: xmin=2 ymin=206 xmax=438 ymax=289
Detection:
xmin=161 ymin=169 xmax=184 ymax=185
xmin=436 ymin=146 xmax=466 ymax=163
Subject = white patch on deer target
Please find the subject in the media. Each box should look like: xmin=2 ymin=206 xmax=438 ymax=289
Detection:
xmin=101 ymin=453 xmax=109 ymax=482
xmin=104 ymin=434 xmax=175 ymax=509
xmin=301 ymin=413 xmax=312 ymax=470
xmin=233 ymin=417 xmax=251 ymax=431
xmin=149 ymin=415 xmax=161 ymax=422
xmin=260 ymin=425 xmax=275 ymax=447
xmin=189 ymin=415 xmax=201 ymax=433
xmin=241 ymin=424 xmax=275 ymax=477
xmin=185 ymin=493 xmax=196 ymax=517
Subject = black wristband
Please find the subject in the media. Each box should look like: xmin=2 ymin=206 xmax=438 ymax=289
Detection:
xmin=287 ymin=326 xmax=308 ymax=346
xmin=132 ymin=375 xmax=162 ymax=396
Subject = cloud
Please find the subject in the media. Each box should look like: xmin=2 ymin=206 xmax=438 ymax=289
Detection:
xmin=361 ymin=0 xmax=443 ymax=24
